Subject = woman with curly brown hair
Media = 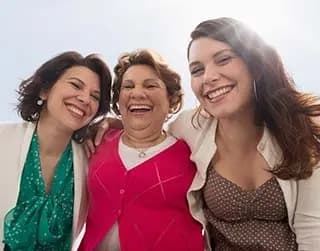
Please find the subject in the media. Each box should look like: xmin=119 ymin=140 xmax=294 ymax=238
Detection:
xmin=79 ymin=49 xmax=205 ymax=251
xmin=169 ymin=17 xmax=320 ymax=250
xmin=0 ymin=51 xmax=112 ymax=250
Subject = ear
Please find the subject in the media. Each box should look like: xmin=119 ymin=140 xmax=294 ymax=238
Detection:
xmin=39 ymin=90 xmax=48 ymax=101
xmin=168 ymin=95 xmax=180 ymax=113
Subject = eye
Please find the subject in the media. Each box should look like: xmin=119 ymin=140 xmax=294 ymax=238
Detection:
xmin=91 ymin=94 xmax=100 ymax=102
xmin=190 ymin=67 xmax=204 ymax=76
xmin=121 ymin=83 xmax=134 ymax=89
xmin=69 ymin=82 xmax=81 ymax=89
xmin=215 ymin=55 xmax=234 ymax=65
xmin=146 ymin=82 xmax=159 ymax=89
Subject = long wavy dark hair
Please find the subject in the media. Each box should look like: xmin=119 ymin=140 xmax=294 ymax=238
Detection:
xmin=188 ymin=17 xmax=320 ymax=180
xmin=17 ymin=51 xmax=112 ymax=143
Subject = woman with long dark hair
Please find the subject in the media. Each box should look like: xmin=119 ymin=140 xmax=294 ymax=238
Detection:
xmin=170 ymin=17 xmax=320 ymax=250
xmin=0 ymin=51 xmax=112 ymax=250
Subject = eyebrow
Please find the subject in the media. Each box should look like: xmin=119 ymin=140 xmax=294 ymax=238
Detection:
xmin=122 ymin=78 xmax=161 ymax=84
xmin=68 ymin=77 xmax=85 ymax=85
xmin=144 ymin=78 xmax=161 ymax=83
xmin=68 ymin=77 xmax=100 ymax=95
xmin=189 ymin=49 xmax=234 ymax=68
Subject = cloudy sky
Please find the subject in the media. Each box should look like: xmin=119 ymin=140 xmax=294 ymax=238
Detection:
xmin=1 ymin=0 xmax=319 ymax=121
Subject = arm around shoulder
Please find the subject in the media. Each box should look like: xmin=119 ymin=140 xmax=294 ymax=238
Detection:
xmin=168 ymin=109 xmax=194 ymax=139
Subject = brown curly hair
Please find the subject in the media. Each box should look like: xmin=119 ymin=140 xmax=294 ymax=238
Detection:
xmin=112 ymin=49 xmax=183 ymax=118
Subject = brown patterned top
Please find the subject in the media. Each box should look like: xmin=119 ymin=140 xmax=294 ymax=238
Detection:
xmin=203 ymin=168 xmax=297 ymax=251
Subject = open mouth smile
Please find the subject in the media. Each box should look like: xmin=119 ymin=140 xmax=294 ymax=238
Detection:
xmin=66 ymin=104 xmax=86 ymax=118
xmin=128 ymin=104 xmax=152 ymax=113
xmin=205 ymin=85 xmax=234 ymax=102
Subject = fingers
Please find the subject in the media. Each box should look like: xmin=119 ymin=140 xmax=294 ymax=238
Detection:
xmin=93 ymin=116 xmax=123 ymax=146
xmin=84 ymin=143 xmax=91 ymax=158
xmin=84 ymin=139 xmax=96 ymax=158
xmin=94 ymin=120 xmax=109 ymax=146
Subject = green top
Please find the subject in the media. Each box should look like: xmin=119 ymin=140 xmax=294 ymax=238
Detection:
xmin=3 ymin=132 xmax=74 ymax=251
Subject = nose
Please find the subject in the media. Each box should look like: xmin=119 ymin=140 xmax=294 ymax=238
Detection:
xmin=203 ymin=65 xmax=220 ymax=85
xmin=76 ymin=93 xmax=90 ymax=104
xmin=129 ymin=86 xmax=147 ymax=99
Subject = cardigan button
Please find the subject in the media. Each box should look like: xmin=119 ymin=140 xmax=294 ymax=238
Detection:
xmin=120 ymin=189 xmax=125 ymax=194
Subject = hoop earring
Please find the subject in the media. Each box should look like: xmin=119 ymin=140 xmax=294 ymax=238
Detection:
xmin=253 ymin=80 xmax=258 ymax=100
xmin=165 ymin=113 xmax=173 ymax=122
xmin=199 ymin=106 xmax=211 ymax=118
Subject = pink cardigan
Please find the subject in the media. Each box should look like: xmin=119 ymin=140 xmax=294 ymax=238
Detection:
xmin=80 ymin=129 xmax=204 ymax=251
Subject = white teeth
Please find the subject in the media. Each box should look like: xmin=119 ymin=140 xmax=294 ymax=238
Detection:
xmin=129 ymin=105 xmax=151 ymax=110
xmin=67 ymin=105 xmax=84 ymax=117
xmin=207 ymin=86 xmax=233 ymax=99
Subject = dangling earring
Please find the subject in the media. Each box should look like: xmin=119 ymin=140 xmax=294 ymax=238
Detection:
xmin=73 ymin=132 xmax=84 ymax=143
xmin=116 ymin=114 xmax=122 ymax=120
xmin=30 ymin=97 xmax=44 ymax=121
xmin=253 ymin=80 xmax=258 ymax=100
xmin=199 ymin=106 xmax=211 ymax=118
xmin=30 ymin=112 xmax=40 ymax=120
xmin=36 ymin=98 xmax=44 ymax=106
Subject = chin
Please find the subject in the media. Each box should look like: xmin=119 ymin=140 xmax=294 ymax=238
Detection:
xmin=63 ymin=121 xmax=87 ymax=133
xmin=208 ymin=108 xmax=237 ymax=120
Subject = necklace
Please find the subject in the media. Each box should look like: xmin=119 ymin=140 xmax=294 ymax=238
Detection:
xmin=137 ymin=148 xmax=148 ymax=158
xmin=123 ymin=131 xmax=167 ymax=158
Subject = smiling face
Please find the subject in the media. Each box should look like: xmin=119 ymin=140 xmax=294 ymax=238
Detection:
xmin=118 ymin=64 xmax=170 ymax=135
xmin=188 ymin=37 xmax=254 ymax=119
xmin=40 ymin=66 xmax=101 ymax=133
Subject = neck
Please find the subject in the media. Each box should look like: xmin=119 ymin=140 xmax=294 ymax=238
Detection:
xmin=36 ymin=116 xmax=72 ymax=156
xmin=122 ymin=129 xmax=166 ymax=149
xmin=216 ymin=109 xmax=263 ymax=153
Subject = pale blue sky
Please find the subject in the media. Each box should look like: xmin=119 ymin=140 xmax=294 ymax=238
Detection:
xmin=1 ymin=0 xmax=319 ymax=121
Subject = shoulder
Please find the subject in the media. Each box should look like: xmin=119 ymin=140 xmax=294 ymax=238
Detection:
xmin=93 ymin=128 xmax=122 ymax=155
xmin=0 ymin=121 xmax=33 ymax=138
xmin=169 ymin=109 xmax=195 ymax=133
xmin=102 ymin=128 xmax=122 ymax=144
xmin=168 ymin=109 xmax=217 ymax=150
xmin=0 ymin=121 xmax=29 ymax=130
xmin=169 ymin=109 xmax=215 ymax=134
xmin=171 ymin=138 xmax=191 ymax=154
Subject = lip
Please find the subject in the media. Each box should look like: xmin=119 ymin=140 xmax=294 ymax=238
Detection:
xmin=203 ymin=84 xmax=235 ymax=97
xmin=65 ymin=103 xmax=87 ymax=118
xmin=204 ymin=84 xmax=235 ymax=103
xmin=127 ymin=103 xmax=153 ymax=113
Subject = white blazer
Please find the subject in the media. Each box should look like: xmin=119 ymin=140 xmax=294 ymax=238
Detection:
xmin=169 ymin=109 xmax=320 ymax=251
xmin=0 ymin=122 xmax=88 ymax=250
